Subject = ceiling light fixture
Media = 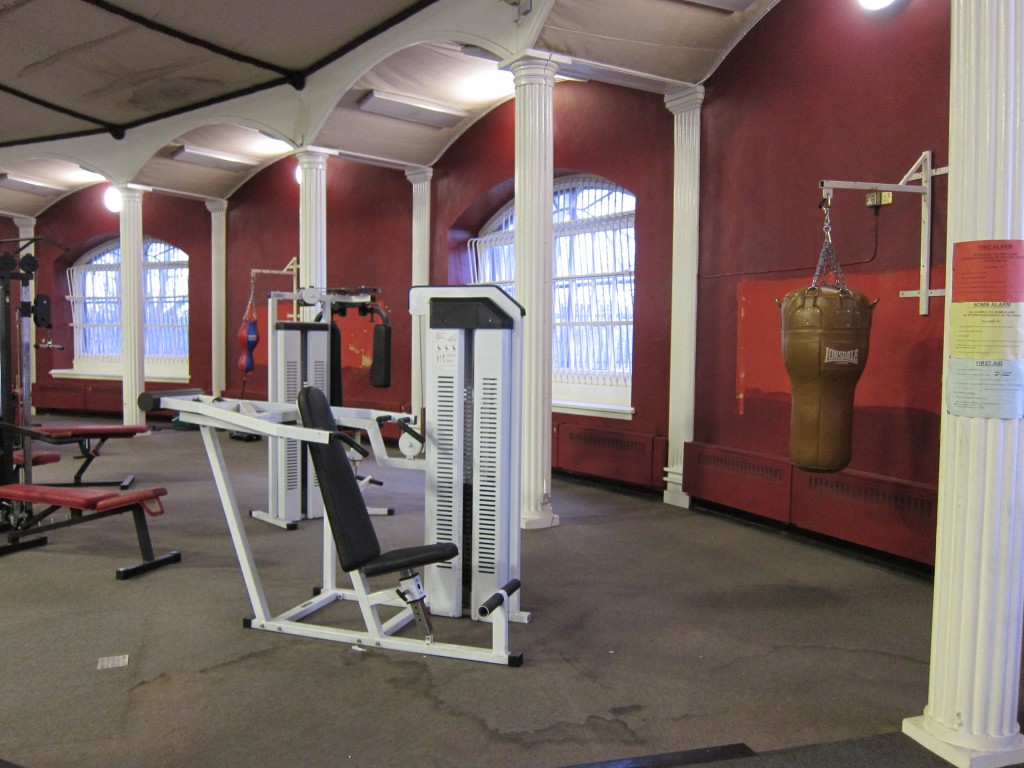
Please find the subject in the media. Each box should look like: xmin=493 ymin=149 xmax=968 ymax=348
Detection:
xmin=103 ymin=186 xmax=123 ymax=213
xmin=358 ymin=90 xmax=468 ymax=130
xmin=858 ymin=0 xmax=898 ymax=9
xmin=0 ymin=172 xmax=68 ymax=196
xmin=170 ymin=144 xmax=260 ymax=171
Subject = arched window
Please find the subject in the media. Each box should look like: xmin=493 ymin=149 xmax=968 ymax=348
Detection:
xmin=468 ymin=175 xmax=636 ymax=416
xmin=65 ymin=238 xmax=190 ymax=379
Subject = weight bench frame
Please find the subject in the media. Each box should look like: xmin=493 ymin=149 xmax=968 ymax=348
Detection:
xmin=146 ymin=392 xmax=523 ymax=665
xmin=0 ymin=484 xmax=181 ymax=579
xmin=30 ymin=425 xmax=149 ymax=489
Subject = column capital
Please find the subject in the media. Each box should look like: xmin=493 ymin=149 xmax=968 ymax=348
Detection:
xmin=117 ymin=184 xmax=146 ymax=201
xmin=506 ymin=51 xmax=566 ymax=86
xmin=12 ymin=216 xmax=36 ymax=231
xmin=296 ymin=149 xmax=329 ymax=170
xmin=665 ymin=85 xmax=705 ymax=116
xmin=205 ymin=198 xmax=227 ymax=214
xmin=405 ymin=166 xmax=434 ymax=185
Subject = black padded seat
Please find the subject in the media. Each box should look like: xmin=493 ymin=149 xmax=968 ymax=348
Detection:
xmin=364 ymin=543 xmax=458 ymax=577
xmin=297 ymin=386 xmax=457 ymax=576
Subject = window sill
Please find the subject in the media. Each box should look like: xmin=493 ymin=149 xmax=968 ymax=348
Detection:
xmin=50 ymin=368 xmax=190 ymax=384
xmin=552 ymin=400 xmax=634 ymax=420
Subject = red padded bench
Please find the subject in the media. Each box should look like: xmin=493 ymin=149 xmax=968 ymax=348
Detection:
xmin=12 ymin=449 xmax=61 ymax=468
xmin=0 ymin=484 xmax=181 ymax=579
xmin=31 ymin=424 xmax=149 ymax=489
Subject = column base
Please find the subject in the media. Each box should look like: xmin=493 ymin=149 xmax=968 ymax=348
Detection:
xmin=904 ymin=716 xmax=1024 ymax=768
xmin=663 ymin=465 xmax=690 ymax=508
xmin=663 ymin=487 xmax=690 ymax=508
xmin=521 ymin=501 xmax=559 ymax=529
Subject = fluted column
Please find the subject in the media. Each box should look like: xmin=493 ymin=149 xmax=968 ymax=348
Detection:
xmin=207 ymin=199 xmax=227 ymax=396
xmin=297 ymin=150 xmax=328 ymax=320
xmin=511 ymin=54 xmax=560 ymax=529
xmin=662 ymin=86 xmax=705 ymax=508
xmin=903 ymin=4 xmax=1024 ymax=767
xmin=119 ymin=186 xmax=146 ymax=426
xmin=406 ymin=166 xmax=433 ymax=416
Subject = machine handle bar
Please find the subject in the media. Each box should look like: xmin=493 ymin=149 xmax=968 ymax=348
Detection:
xmin=478 ymin=579 xmax=521 ymax=618
xmin=375 ymin=415 xmax=425 ymax=445
xmin=334 ymin=430 xmax=369 ymax=457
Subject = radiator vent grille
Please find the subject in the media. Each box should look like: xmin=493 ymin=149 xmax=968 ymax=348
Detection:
xmin=568 ymin=431 xmax=647 ymax=454
xmin=696 ymin=451 xmax=784 ymax=483
xmin=806 ymin=476 xmax=935 ymax=518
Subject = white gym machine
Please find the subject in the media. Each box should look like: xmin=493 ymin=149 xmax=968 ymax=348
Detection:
xmin=410 ymin=285 xmax=530 ymax=625
xmin=140 ymin=391 xmax=523 ymax=665
xmin=251 ymin=287 xmax=390 ymax=528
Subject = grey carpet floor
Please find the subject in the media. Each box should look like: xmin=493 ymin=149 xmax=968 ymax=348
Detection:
xmin=0 ymin=416 xmax=1004 ymax=768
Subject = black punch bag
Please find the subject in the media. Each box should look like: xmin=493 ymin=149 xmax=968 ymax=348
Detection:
xmin=778 ymin=200 xmax=877 ymax=473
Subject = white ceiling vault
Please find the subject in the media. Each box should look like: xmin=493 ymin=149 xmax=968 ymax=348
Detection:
xmin=0 ymin=0 xmax=779 ymax=218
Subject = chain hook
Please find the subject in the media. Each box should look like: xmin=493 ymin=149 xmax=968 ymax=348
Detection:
xmin=820 ymin=194 xmax=833 ymax=244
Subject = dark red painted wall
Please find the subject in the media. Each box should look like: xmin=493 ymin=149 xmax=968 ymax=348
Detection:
xmin=697 ymin=0 xmax=950 ymax=485
xmin=31 ymin=183 xmax=212 ymax=411
xmin=13 ymin=0 xmax=951 ymax=514
xmin=433 ymin=81 xmax=676 ymax=447
xmin=224 ymin=156 xmax=412 ymax=412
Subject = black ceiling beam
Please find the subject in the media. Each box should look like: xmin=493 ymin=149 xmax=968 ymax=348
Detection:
xmin=301 ymin=0 xmax=441 ymax=76
xmin=0 ymin=0 xmax=443 ymax=149
xmin=76 ymin=0 xmax=307 ymax=89
xmin=0 ymin=82 xmax=125 ymax=140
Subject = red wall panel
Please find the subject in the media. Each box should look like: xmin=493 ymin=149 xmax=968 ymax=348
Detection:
xmin=434 ymin=81 xmax=675 ymax=485
xmin=31 ymin=183 xmax=212 ymax=412
xmin=696 ymin=0 xmax=950 ymax=488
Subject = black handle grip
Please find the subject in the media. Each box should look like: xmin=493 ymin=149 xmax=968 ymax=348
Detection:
xmin=478 ymin=579 xmax=521 ymax=618
xmin=335 ymin=430 xmax=369 ymax=457
xmin=376 ymin=414 xmax=425 ymax=445
xmin=138 ymin=389 xmax=204 ymax=412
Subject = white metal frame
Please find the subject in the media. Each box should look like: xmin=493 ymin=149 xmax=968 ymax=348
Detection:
xmin=410 ymin=285 xmax=530 ymax=625
xmin=820 ymin=150 xmax=949 ymax=316
xmin=154 ymin=393 xmax=522 ymax=666
xmin=253 ymin=288 xmax=390 ymax=528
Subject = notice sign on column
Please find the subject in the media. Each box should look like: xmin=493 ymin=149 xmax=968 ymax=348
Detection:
xmin=947 ymin=240 xmax=1024 ymax=418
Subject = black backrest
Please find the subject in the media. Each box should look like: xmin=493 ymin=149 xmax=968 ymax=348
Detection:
xmin=297 ymin=386 xmax=381 ymax=572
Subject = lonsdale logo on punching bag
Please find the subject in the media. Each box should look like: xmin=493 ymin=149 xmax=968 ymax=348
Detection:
xmin=777 ymin=198 xmax=878 ymax=473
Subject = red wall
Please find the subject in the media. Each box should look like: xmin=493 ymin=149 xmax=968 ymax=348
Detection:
xmin=224 ymin=156 xmax=412 ymax=412
xmin=685 ymin=0 xmax=950 ymax=561
xmin=31 ymin=184 xmax=212 ymax=412
xmin=433 ymin=81 xmax=676 ymax=485
xmin=9 ymin=0 xmax=954 ymax=560
xmin=697 ymin=0 xmax=949 ymax=483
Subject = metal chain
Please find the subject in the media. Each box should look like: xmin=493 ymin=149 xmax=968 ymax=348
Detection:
xmin=811 ymin=196 xmax=847 ymax=291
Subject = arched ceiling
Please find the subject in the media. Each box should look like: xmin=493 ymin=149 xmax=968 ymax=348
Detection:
xmin=0 ymin=0 xmax=779 ymax=218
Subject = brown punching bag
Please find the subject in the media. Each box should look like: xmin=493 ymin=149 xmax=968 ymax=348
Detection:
xmin=778 ymin=200 xmax=877 ymax=473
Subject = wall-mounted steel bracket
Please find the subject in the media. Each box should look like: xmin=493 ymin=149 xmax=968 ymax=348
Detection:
xmin=820 ymin=151 xmax=949 ymax=315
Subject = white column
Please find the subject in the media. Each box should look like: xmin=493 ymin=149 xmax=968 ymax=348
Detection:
xmin=297 ymin=150 xmax=328 ymax=320
xmin=119 ymin=186 xmax=146 ymax=426
xmin=207 ymin=199 xmax=227 ymax=397
xmin=406 ymin=166 xmax=433 ymax=417
xmin=662 ymin=86 xmax=705 ymax=509
xmin=903 ymin=4 xmax=1024 ymax=767
xmin=511 ymin=54 xmax=560 ymax=530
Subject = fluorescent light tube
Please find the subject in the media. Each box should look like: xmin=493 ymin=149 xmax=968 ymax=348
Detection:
xmin=358 ymin=90 xmax=468 ymax=130
xmin=170 ymin=145 xmax=260 ymax=171
xmin=0 ymin=172 xmax=68 ymax=195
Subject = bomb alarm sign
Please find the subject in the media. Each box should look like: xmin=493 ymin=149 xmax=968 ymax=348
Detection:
xmin=946 ymin=240 xmax=1024 ymax=418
